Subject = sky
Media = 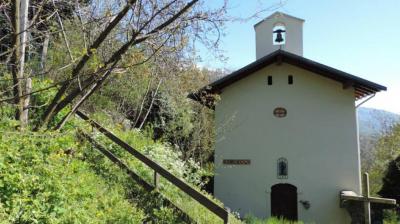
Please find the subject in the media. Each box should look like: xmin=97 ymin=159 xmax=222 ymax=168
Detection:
xmin=199 ymin=0 xmax=400 ymax=114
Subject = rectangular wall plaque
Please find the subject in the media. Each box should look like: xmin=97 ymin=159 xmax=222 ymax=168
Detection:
xmin=223 ymin=159 xmax=251 ymax=165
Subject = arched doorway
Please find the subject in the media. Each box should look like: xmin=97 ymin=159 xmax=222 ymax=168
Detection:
xmin=271 ymin=183 xmax=298 ymax=220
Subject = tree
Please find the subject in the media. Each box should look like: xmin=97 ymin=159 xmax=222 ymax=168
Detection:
xmin=1 ymin=0 xmax=90 ymax=127
xmin=0 ymin=0 xmax=229 ymax=130
xmin=32 ymin=0 xmax=227 ymax=130
xmin=369 ymin=124 xmax=400 ymax=195
xmin=378 ymin=155 xmax=400 ymax=216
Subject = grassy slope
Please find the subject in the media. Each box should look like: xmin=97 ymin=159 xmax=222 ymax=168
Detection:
xmin=0 ymin=116 xmax=239 ymax=223
xmin=0 ymin=119 xmax=144 ymax=224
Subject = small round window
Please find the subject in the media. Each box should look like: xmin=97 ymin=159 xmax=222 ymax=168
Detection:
xmin=273 ymin=107 xmax=287 ymax=118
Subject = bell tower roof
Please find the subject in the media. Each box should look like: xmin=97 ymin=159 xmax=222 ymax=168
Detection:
xmin=254 ymin=12 xmax=305 ymax=28
xmin=254 ymin=12 xmax=304 ymax=59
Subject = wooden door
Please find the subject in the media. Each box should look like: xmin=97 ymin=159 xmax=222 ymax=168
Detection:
xmin=271 ymin=183 xmax=298 ymax=221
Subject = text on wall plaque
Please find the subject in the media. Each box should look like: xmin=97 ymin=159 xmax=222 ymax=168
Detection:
xmin=223 ymin=159 xmax=251 ymax=165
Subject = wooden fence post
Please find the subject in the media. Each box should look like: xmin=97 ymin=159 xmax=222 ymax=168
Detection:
xmin=154 ymin=171 xmax=159 ymax=189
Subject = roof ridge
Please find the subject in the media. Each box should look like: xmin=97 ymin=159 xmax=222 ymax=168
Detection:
xmin=254 ymin=11 xmax=305 ymax=28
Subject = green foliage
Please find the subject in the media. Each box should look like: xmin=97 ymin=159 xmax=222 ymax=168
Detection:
xmin=0 ymin=120 xmax=144 ymax=223
xmin=243 ymin=215 xmax=305 ymax=224
xmin=382 ymin=209 xmax=399 ymax=224
xmin=0 ymin=70 xmax=16 ymax=119
xmin=377 ymin=155 xmax=400 ymax=218
xmin=369 ymin=124 xmax=400 ymax=195
xmin=379 ymin=156 xmax=400 ymax=199
xmin=29 ymin=78 xmax=57 ymax=126
xmin=85 ymin=63 xmax=216 ymax=167
xmin=152 ymin=206 xmax=185 ymax=224
xmin=366 ymin=123 xmax=400 ymax=221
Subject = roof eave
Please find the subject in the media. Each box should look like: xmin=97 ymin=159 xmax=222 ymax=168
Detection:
xmin=189 ymin=50 xmax=386 ymax=104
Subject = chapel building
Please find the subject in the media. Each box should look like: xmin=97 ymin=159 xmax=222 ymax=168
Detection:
xmin=190 ymin=12 xmax=386 ymax=223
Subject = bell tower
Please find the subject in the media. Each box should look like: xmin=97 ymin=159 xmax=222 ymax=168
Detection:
xmin=254 ymin=12 xmax=304 ymax=59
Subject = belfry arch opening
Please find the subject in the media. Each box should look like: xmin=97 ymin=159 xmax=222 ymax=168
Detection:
xmin=273 ymin=23 xmax=286 ymax=45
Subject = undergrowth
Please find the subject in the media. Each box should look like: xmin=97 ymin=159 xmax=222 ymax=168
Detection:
xmin=244 ymin=215 xmax=305 ymax=224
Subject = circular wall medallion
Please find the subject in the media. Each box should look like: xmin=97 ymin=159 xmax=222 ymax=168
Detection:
xmin=273 ymin=107 xmax=287 ymax=118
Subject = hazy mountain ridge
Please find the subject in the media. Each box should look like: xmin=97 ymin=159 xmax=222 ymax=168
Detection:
xmin=358 ymin=107 xmax=400 ymax=137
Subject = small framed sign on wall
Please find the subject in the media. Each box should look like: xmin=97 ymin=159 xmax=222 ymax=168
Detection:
xmin=223 ymin=159 xmax=251 ymax=165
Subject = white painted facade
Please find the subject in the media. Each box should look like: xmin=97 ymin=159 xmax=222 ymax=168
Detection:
xmin=213 ymin=63 xmax=361 ymax=223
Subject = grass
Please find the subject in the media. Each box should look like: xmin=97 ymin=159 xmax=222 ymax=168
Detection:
xmin=244 ymin=215 xmax=305 ymax=224
xmin=0 ymin=118 xmax=144 ymax=223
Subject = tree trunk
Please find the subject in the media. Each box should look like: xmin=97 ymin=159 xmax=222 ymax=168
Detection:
xmin=40 ymin=32 xmax=50 ymax=73
xmin=54 ymin=61 xmax=118 ymax=130
xmin=19 ymin=0 xmax=30 ymax=127
xmin=11 ymin=0 xmax=23 ymax=122
xmin=11 ymin=0 xmax=30 ymax=128
xmin=138 ymin=79 xmax=162 ymax=130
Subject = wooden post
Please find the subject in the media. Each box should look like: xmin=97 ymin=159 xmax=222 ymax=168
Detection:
xmin=363 ymin=173 xmax=371 ymax=224
xmin=154 ymin=171 xmax=159 ymax=189
xmin=223 ymin=213 xmax=229 ymax=224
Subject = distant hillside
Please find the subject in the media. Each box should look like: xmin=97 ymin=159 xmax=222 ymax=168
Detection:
xmin=358 ymin=107 xmax=400 ymax=137
xmin=357 ymin=107 xmax=400 ymax=170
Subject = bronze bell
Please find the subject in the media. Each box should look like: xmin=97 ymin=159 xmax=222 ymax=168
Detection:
xmin=273 ymin=29 xmax=285 ymax=43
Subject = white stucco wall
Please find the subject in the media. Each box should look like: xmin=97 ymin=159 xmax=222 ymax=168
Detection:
xmin=214 ymin=63 xmax=361 ymax=224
